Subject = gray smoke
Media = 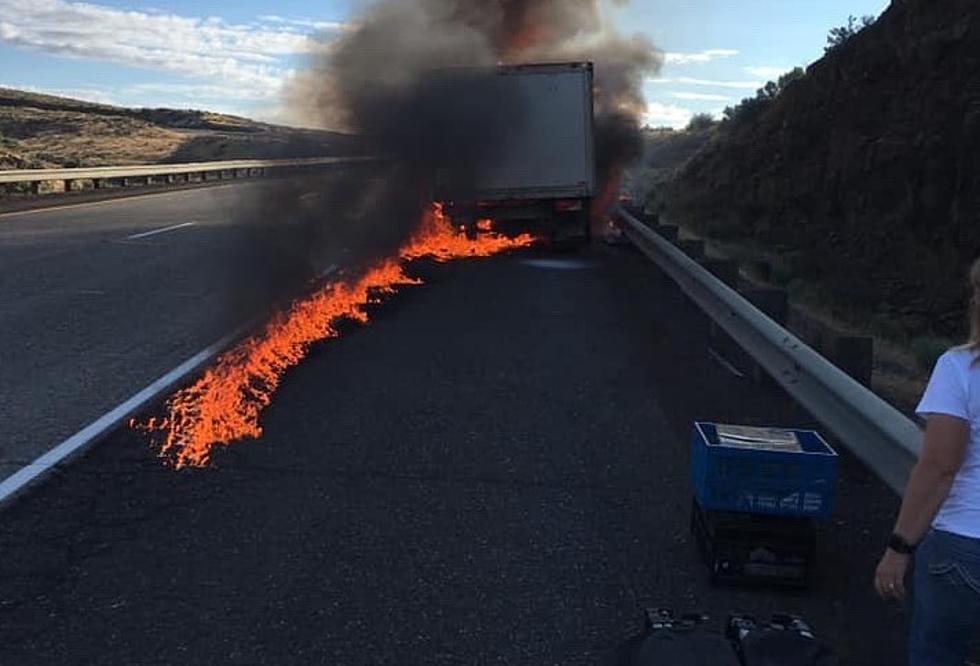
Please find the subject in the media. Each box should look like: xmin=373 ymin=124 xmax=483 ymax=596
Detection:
xmin=297 ymin=1 xmax=662 ymax=162
xmin=229 ymin=0 xmax=662 ymax=321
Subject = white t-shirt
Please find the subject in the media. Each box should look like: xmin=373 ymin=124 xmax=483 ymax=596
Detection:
xmin=916 ymin=347 xmax=980 ymax=538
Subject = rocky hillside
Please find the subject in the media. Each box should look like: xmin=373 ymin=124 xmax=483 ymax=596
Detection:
xmin=0 ymin=88 xmax=359 ymax=169
xmin=657 ymin=0 xmax=980 ymax=341
xmin=621 ymin=127 xmax=713 ymax=208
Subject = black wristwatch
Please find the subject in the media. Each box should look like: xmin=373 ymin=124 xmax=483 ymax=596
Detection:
xmin=888 ymin=533 xmax=918 ymax=555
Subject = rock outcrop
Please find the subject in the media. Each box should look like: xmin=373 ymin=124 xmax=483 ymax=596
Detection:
xmin=661 ymin=0 xmax=980 ymax=337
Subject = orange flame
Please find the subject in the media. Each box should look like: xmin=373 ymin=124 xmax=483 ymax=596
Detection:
xmin=132 ymin=203 xmax=533 ymax=468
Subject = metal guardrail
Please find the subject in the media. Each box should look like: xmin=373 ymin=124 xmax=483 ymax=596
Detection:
xmin=616 ymin=205 xmax=921 ymax=494
xmin=0 ymin=156 xmax=373 ymax=187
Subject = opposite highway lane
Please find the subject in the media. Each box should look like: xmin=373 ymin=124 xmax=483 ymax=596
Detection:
xmin=0 ymin=182 xmax=329 ymax=483
xmin=0 ymin=242 xmax=903 ymax=664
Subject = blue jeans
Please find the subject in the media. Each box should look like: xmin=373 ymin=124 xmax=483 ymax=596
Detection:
xmin=909 ymin=529 xmax=980 ymax=665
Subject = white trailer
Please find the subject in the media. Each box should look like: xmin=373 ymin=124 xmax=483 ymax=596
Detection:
xmin=437 ymin=62 xmax=596 ymax=241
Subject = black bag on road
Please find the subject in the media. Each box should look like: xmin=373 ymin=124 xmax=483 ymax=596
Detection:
xmin=617 ymin=609 xmax=740 ymax=666
xmin=729 ymin=614 xmax=839 ymax=666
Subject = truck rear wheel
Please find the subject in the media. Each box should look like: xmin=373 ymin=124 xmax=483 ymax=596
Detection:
xmin=551 ymin=209 xmax=591 ymax=248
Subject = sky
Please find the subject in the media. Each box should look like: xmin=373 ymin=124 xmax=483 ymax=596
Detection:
xmin=0 ymin=0 xmax=891 ymax=129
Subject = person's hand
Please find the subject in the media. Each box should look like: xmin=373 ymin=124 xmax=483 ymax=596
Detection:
xmin=874 ymin=549 xmax=910 ymax=601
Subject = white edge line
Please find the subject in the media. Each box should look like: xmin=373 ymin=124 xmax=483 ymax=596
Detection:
xmin=0 ymin=329 xmax=241 ymax=506
xmin=0 ymin=263 xmax=341 ymax=508
xmin=125 ymin=221 xmax=196 ymax=241
xmin=708 ymin=346 xmax=747 ymax=379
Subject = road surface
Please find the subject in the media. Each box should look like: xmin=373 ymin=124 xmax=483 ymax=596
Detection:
xmin=0 ymin=242 xmax=904 ymax=664
xmin=0 ymin=181 xmax=338 ymax=482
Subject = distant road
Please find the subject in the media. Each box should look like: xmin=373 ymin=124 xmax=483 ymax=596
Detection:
xmin=0 ymin=182 xmax=325 ymax=482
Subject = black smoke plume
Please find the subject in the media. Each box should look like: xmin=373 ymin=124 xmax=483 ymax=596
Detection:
xmin=230 ymin=0 xmax=662 ymax=319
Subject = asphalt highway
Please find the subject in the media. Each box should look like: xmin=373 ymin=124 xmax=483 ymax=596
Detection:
xmin=0 ymin=242 xmax=905 ymax=664
xmin=0 ymin=181 xmax=338 ymax=482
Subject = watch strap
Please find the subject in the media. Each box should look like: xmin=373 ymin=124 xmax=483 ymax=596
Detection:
xmin=888 ymin=533 xmax=917 ymax=555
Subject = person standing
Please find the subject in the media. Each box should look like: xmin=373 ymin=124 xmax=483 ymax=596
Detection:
xmin=875 ymin=257 xmax=980 ymax=665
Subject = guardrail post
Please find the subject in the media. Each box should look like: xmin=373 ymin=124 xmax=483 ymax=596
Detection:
xmin=745 ymin=259 xmax=773 ymax=283
xmin=700 ymin=258 xmax=739 ymax=288
xmin=678 ymin=239 xmax=705 ymax=260
xmin=63 ymin=179 xmax=73 ymax=193
xmin=830 ymin=336 xmax=874 ymax=387
xmin=701 ymin=257 xmax=744 ymax=377
xmin=735 ymin=287 xmax=790 ymax=384
xmin=656 ymin=224 xmax=679 ymax=243
xmin=30 ymin=181 xmax=42 ymax=195
xmin=622 ymin=204 xmax=641 ymax=219
xmin=740 ymin=287 xmax=789 ymax=325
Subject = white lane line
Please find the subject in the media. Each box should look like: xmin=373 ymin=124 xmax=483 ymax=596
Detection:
xmin=0 ymin=263 xmax=343 ymax=508
xmin=124 ymin=221 xmax=196 ymax=241
xmin=708 ymin=346 xmax=746 ymax=379
xmin=316 ymin=263 xmax=340 ymax=281
xmin=0 ymin=331 xmax=238 ymax=506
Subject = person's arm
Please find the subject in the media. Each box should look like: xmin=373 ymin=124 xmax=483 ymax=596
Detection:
xmin=874 ymin=414 xmax=970 ymax=600
xmin=893 ymin=415 xmax=970 ymax=543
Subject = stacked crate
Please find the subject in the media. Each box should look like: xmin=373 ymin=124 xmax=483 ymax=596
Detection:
xmin=689 ymin=422 xmax=839 ymax=586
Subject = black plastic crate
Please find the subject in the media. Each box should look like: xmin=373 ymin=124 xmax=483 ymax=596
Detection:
xmin=690 ymin=497 xmax=816 ymax=587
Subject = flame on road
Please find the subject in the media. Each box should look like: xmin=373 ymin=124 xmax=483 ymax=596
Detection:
xmin=132 ymin=203 xmax=533 ymax=468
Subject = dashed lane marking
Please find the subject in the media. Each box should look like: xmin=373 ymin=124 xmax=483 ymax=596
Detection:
xmin=125 ymin=222 xmax=196 ymax=240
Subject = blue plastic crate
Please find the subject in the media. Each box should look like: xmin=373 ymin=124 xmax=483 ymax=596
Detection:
xmin=690 ymin=422 xmax=838 ymax=518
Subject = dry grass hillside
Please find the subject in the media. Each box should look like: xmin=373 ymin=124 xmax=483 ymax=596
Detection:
xmin=0 ymin=88 xmax=358 ymax=169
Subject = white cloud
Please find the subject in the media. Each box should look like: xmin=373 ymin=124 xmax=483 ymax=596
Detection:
xmin=126 ymin=82 xmax=274 ymax=102
xmin=643 ymin=102 xmax=693 ymax=129
xmin=649 ymin=76 xmax=763 ymax=90
xmin=663 ymin=49 xmax=738 ymax=65
xmin=670 ymin=91 xmax=731 ymax=102
xmin=0 ymin=0 xmax=337 ymax=100
xmin=258 ymin=15 xmax=349 ymax=32
xmin=744 ymin=66 xmax=793 ymax=80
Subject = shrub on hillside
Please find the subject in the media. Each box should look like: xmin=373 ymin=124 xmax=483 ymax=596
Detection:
xmin=825 ymin=15 xmax=876 ymax=53
xmin=686 ymin=113 xmax=717 ymax=132
xmin=721 ymin=67 xmax=806 ymax=127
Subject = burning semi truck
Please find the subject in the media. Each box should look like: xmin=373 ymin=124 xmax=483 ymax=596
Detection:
xmin=429 ymin=62 xmax=596 ymax=242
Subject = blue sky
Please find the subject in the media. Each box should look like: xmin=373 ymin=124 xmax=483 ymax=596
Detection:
xmin=0 ymin=0 xmax=890 ymax=128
